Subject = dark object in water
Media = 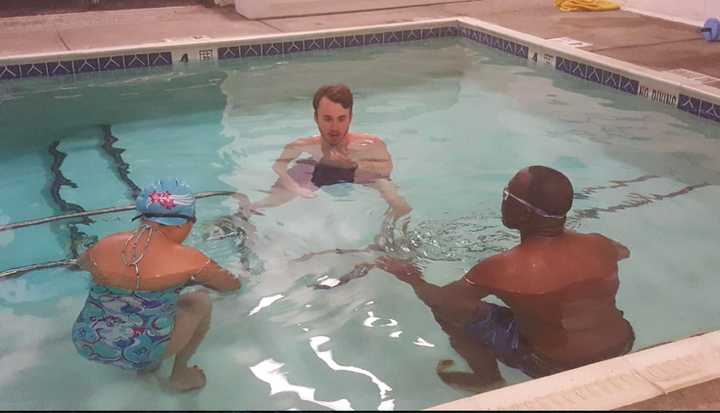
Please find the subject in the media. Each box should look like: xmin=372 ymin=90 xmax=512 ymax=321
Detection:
xmin=311 ymin=162 xmax=356 ymax=187
xmin=312 ymin=262 xmax=375 ymax=290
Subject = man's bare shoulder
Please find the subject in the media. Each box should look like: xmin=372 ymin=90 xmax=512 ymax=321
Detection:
xmin=565 ymin=230 xmax=608 ymax=241
xmin=351 ymin=133 xmax=385 ymax=144
xmin=287 ymin=136 xmax=321 ymax=147
xmin=564 ymin=231 xmax=619 ymax=249
xmin=582 ymin=232 xmax=630 ymax=260
xmin=465 ymin=250 xmax=517 ymax=287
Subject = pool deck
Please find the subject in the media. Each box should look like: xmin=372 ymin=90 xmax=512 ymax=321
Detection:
xmin=1 ymin=0 xmax=720 ymax=409
xmin=622 ymin=378 xmax=720 ymax=410
xmin=1 ymin=0 xmax=719 ymax=86
xmin=0 ymin=0 xmax=720 ymax=88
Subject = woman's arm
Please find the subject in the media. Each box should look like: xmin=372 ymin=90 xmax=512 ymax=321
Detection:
xmin=191 ymin=258 xmax=242 ymax=292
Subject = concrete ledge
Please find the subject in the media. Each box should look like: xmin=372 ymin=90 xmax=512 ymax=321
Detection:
xmin=429 ymin=331 xmax=720 ymax=410
xmin=233 ymin=0 xmax=465 ymax=19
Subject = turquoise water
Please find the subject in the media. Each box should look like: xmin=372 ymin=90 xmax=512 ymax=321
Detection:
xmin=1 ymin=38 xmax=720 ymax=410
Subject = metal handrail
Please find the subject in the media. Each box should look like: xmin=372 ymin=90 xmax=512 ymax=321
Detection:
xmin=0 ymin=191 xmax=239 ymax=232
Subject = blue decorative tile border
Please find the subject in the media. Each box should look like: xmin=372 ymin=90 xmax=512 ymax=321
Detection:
xmin=0 ymin=21 xmax=718 ymax=125
xmin=216 ymin=26 xmax=458 ymax=61
xmin=679 ymin=94 xmax=720 ymax=122
xmin=0 ymin=52 xmax=172 ymax=80
xmin=553 ymin=55 xmax=719 ymax=123
xmin=459 ymin=26 xmax=528 ymax=59
xmin=556 ymin=56 xmax=639 ymax=95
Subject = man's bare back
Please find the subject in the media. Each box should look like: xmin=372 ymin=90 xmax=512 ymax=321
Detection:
xmin=465 ymin=231 xmax=633 ymax=364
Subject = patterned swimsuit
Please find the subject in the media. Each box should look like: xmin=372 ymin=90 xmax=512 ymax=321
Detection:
xmin=70 ymin=248 xmax=200 ymax=371
xmin=72 ymin=282 xmax=183 ymax=371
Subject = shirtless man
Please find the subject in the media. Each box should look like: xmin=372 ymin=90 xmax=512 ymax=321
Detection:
xmin=251 ymin=84 xmax=411 ymax=219
xmin=376 ymin=166 xmax=634 ymax=390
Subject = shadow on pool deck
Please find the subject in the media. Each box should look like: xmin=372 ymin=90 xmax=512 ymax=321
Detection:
xmin=1 ymin=0 xmax=719 ymax=409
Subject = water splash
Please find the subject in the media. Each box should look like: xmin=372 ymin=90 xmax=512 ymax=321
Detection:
xmin=375 ymin=210 xmax=515 ymax=264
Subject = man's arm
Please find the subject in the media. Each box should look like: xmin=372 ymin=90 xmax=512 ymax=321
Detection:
xmin=367 ymin=179 xmax=412 ymax=219
xmin=410 ymin=278 xmax=489 ymax=314
xmin=355 ymin=137 xmax=393 ymax=181
xmin=375 ymin=257 xmax=490 ymax=325
xmin=356 ymin=137 xmax=411 ymax=218
xmin=272 ymin=139 xmax=314 ymax=197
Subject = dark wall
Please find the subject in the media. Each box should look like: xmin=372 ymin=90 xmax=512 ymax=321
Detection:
xmin=0 ymin=0 xmax=211 ymax=17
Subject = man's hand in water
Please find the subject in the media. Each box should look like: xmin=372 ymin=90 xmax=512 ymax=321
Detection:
xmin=375 ymin=256 xmax=423 ymax=281
xmin=293 ymin=186 xmax=317 ymax=199
xmin=385 ymin=203 xmax=413 ymax=220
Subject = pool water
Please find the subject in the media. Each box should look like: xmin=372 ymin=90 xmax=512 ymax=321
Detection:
xmin=1 ymin=38 xmax=720 ymax=410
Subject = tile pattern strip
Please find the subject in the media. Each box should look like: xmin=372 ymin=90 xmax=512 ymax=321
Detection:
xmin=217 ymin=26 xmax=458 ymax=60
xmin=459 ymin=26 xmax=529 ymax=59
xmin=556 ymin=56 xmax=639 ymax=95
xmin=0 ymin=52 xmax=172 ymax=79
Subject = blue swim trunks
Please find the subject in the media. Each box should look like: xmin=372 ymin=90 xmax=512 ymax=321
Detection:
xmin=465 ymin=303 xmax=634 ymax=378
xmin=464 ymin=303 xmax=563 ymax=378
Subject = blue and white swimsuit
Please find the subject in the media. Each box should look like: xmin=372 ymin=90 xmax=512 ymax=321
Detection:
xmin=72 ymin=283 xmax=182 ymax=371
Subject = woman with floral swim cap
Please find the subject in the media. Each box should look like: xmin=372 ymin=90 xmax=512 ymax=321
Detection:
xmin=71 ymin=178 xmax=241 ymax=392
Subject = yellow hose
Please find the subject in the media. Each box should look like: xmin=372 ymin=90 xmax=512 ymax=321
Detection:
xmin=555 ymin=0 xmax=620 ymax=12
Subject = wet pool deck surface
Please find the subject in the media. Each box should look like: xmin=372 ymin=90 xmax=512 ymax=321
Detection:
xmin=1 ymin=0 xmax=719 ymax=409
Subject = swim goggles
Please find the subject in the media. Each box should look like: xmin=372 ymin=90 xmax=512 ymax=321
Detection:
xmin=503 ymin=188 xmax=566 ymax=219
xmin=131 ymin=213 xmax=197 ymax=223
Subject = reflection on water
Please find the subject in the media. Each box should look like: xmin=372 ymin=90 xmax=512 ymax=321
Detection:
xmin=363 ymin=311 xmax=399 ymax=328
xmin=572 ymin=182 xmax=711 ymax=220
xmin=310 ymin=336 xmax=393 ymax=404
xmin=248 ymin=294 xmax=284 ymax=316
xmin=249 ymin=358 xmax=352 ymax=410
xmin=413 ymin=338 xmax=436 ymax=348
